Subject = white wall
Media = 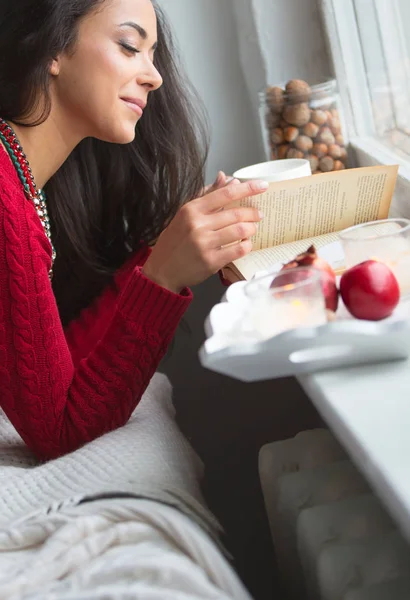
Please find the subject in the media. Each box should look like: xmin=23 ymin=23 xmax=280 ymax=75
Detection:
xmin=160 ymin=0 xmax=330 ymax=182
xmin=232 ymin=0 xmax=331 ymax=127
xmin=254 ymin=0 xmax=331 ymax=84
xmin=159 ymin=0 xmax=264 ymax=182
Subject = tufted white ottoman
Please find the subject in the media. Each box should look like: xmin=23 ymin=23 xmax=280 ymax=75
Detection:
xmin=297 ymin=493 xmax=395 ymax=599
xmin=259 ymin=428 xmax=410 ymax=600
xmin=317 ymin=530 xmax=410 ymax=600
xmin=344 ymin=577 xmax=410 ymax=599
xmin=259 ymin=429 xmax=369 ymax=599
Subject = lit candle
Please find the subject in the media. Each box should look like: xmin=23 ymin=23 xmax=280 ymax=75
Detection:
xmin=250 ymin=295 xmax=327 ymax=341
xmin=369 ymin=242 xmax=410 ymax=296
xmin=244 ymin=267 xmax=328 ymax=341
xmin=340 ymin=219 xmax=410 ymax=299
xmin=386 ymin=251 xmax=410 ymax=297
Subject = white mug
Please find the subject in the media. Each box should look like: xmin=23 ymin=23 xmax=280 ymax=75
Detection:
xmin=233 ymin=158 xmax=311 ymax=183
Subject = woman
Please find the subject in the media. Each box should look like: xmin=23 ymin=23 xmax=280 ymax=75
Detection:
xmin=0 ymin=0 xmax=266 ymax=461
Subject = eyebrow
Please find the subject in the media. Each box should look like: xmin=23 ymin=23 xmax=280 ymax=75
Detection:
xmin=119 ymin=22 xmax=158 ymax=50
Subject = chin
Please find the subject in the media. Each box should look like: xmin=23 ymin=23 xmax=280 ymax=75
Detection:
xmin=97 ymin=123 xmax=138 ymax=145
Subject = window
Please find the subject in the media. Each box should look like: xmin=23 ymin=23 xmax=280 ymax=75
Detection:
xmin=320 ymin=0 xmax=410 ymax=216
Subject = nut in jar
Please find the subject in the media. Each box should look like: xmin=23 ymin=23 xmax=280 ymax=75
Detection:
xmin=261 ymin=79 xmax=348 ymax=174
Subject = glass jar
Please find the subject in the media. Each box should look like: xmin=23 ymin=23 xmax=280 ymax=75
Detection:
xmin=259 ymin=79 xmax=348 ymax=174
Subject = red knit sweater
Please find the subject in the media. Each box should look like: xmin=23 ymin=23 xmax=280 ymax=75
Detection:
xmin=0 ymin=149 xmax=192 ymax=460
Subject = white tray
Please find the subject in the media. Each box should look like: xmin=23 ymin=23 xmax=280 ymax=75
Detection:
xmin=199 ymin=275 xmax=410 ymax=383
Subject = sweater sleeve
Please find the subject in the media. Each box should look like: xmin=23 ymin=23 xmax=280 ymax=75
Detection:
xmin=0 ymin=174 xmax=192 ymax=460
xmin=64 ymin=245 xmax=152 ymax=368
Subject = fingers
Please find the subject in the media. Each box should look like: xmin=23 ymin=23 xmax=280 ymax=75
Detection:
xmin=202 ymin=172 xmax=223 ymax=196
xmin=215 ymin=171 xmax=227 ymax=188
xmin=214 ymin=171 xmax=234 ymax=189
xmin=201 ymin=179 xmax=269 ymax=213
xmin=210 ymin=206 xmax=263 ymax=231
xmin=202 ymin=171 xmax=233 ymax=196
xmin=215 ymin=239 xmax=253 ymax=265
xmin=214 ymin=222 xmax=258 ymax=247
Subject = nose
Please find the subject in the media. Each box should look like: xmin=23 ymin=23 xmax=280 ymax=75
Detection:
xmin=137 ymin=55 xmax=163 ymax=92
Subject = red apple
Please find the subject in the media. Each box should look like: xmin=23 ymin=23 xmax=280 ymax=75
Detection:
xmin=340 ymin=260 xmax=400 ymax=320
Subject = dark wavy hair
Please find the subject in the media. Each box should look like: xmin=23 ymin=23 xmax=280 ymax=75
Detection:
xmin=0 ymin=0 xmax=208 ymax=324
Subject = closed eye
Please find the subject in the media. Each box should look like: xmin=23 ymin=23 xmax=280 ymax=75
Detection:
xmin=119 ymin=41 xmax=140 ymax=55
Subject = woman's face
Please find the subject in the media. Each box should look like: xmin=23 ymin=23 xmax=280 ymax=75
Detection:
xmin=51 ymin=0 xmax=163 ymax=144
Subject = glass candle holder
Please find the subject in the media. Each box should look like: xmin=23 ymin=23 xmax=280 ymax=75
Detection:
xmin=244 ymin=267 xmax=327 ymax=341
xmin=339 ymin=218 xmax=410 ymax=297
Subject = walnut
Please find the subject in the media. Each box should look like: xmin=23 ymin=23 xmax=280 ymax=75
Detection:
xmin=311 ymin=109 xmax=328 ymax=126
xmin=295 ymin=135 xmax=313 ymax=152
xmin=283 ymin=103 xmax=311 ymax=127
xmin=287 ymin=148 xmax=304 ymax=159
xmin=277 ymin=144 xmax=290 ymax=159
xmin=334 ymin=160 xmax=345 ymax=170
xmin=284 ymin=126 xmax=299 ymax=143
xmin=339 ymin=147 xmax=348 ymax=161
xmin=266 ymin=110 xmax=280 ymax=130
xmin=328 ymin=144 xmax=342 ymax=159
xmin=303 ymin=122 xmax=320 ymax=138
xmin=319 ymin=156 xmax=335 ymax=172
xmin=335 ymin=134 xmax=345 ymax=146
xmin=285 ymin=79 xmax=312 ymax=103
xmin=312 ymin=143 xmax=328 ymax=158
xmin=317 ymin=127 xmax=336 ymax=146
xmin=307 ymin=154 xmax=319 ymax=172
xmin=329 ymin=116 xmax=341 ymax=134
xmin=266 ymin=86 xmax=285 ymax=113
xmin=270 ymin=128 xmax=284 ymax=145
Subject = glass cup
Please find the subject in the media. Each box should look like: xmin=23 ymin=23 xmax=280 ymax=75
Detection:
xmin=339 ymin=218 xmax=410 ymax=297
xmin=243 ymin=267 xmax=327 ymax=341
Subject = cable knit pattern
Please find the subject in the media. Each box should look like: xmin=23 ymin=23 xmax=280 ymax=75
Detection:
xmin=0 ymin=150 xmax=192 ymax=460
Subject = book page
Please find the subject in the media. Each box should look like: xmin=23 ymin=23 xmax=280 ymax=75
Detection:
xmin=225 ymin=219 xmax=402 ymax=282
xmin=236 ymin=165 xmax=398 ymax=251
xmin=231 ymin=231 xmax=343 ymax=280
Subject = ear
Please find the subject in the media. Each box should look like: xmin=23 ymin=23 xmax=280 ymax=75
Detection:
xmin=49 ymin=58 xmax=60 ymax=77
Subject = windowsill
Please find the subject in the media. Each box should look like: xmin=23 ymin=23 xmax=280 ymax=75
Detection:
xmin=298 ymin=356 xmax=410 ymax=549
xmin=350 ymin=135 xmax=410 ymax=220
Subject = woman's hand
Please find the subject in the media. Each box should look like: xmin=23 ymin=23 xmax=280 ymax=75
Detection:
xmin=201 ymin=171 xmax=233 ymax=196
xmin=142 ymin=178 xmax=268 ymax=293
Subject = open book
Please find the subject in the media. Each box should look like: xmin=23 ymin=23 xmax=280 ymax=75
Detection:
xmin=222 ymin=165 xmax=399 ymax=282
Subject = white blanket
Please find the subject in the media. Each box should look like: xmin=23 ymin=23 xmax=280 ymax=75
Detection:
xmin=0 ymin=374 xmax=251 ymax=599
xmin=0 ymin=498 xmax=251 ymax=599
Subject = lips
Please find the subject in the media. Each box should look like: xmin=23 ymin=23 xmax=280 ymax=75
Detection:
xmin=121 ymin=97 xmax=146 ymax=116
